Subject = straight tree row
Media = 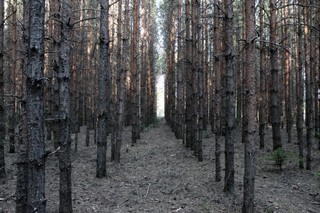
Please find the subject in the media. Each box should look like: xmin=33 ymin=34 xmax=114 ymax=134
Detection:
xmin=162 ymin=0 xmax=320 ymax=212
xmin=0 ymin=0 xmax=158 ymax=212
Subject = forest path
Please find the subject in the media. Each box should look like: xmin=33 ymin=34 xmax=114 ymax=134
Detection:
xmin=2 ymin=120 xmax=320 ymax=212
xmin=61 ymin=119 xmax=227 ymax=213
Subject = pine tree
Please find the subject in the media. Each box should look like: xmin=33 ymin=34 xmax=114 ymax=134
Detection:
xmin=0 ymin=0 xmax=5 ymax=180
xmin=270 ymin=0 xmax=282 ymax=151
xmin=242 ymin=0 xmax=256 ymax=211
xmin=57 ymin=0 xmax=73 ymax=211
xmin=224 ymin=0 xmax=235 ymax=193
xmin=26 ymin=0 xmax=46 ymax=211
xmin=96 ymin=0 xmax=110 ymax=178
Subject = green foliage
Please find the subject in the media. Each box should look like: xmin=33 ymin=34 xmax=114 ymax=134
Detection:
xmin=267 ymin=148 xmax=288 ymax=170
xmin=262 ymin=148 xmax=298 ymax=171
xmin=272 ymin=148 xmax=287 ymax=170
xmin=264 ymin=206 xmax=275 ymax=213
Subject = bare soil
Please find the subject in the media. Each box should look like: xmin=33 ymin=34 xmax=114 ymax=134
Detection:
xmin=1 ymin=119 xmax=320 ymax=212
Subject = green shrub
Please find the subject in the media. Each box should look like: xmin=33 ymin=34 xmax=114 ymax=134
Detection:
xmin=270 ymin=148 xmax=287 ymax=170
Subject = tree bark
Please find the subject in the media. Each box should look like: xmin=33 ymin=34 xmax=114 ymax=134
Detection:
xmin=176 ymin=0 xmax=184 ymax=140
xmin=8 ymin=0 xmax=18 ymax=154
xmin=296 ymin=2 xmax=304 ymax=169
xmin=114 ymin=0 xmax=128 ymax=163
xmin=0 ymin=0 xmax=5 ymax=180
xmin=242 ymin=0 xmax=256 ymax=212
xmin=185 ymin=0 xmax=195 ymax=149
xmin=96 ymin=0 xmax=110 ymax=178
xmin=259 ymin=0 xmax=266 ymax=149
xmin=16 ymin=1 xmax=29 ymax=211
xmin=284 ymin=0 xmax=292 ymax=144
xmin=26 ymin=0 xmax=46 ymax=212
xmin=224 ymin=0 xmax=235 ymax=193
xmin=305 ymin=0 xmax=314 ymax=170
xmin=131 ymin=0 xmax=140 ymax=144
xmin=214 ymin=0 xmax=221 ymax=182
xmin=140 ymin=0 xmax=148 ymax=129
xmin=57 ymin=0 xmax=73 ymax=211
xmin=192 ymin=0 xmax=203 ymax=161
xmin=270 ymin=0 xmax=282 ymax=151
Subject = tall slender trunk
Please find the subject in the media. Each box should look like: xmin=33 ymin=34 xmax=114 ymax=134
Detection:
xmin=224 ymin=0 xmax=235 ymax=193
xmin=27 ymin=0 xmax=46 ymax=212
xmin=52 ymin=0 xmax=61 ymax=150
xmin=214 ymin=0 xmax=221 ymax=182
xmin=70 ymin=0 xmax=81 ymax=150
xmin=296 ymin=2 xmax=304 ymax=169
xmin=96 ymin=0 xmax=109 ymax=178
xmin=0 ymin=0 xmax=5 ymax=179
xmin=165 ymin=2 xmax=175 ymax=132
xmin=203 ymin=1 xmax=209 ymax=131
xmin=259 ymin=0 xmax=265 ymax=149
xmin=147 ymin=2 xmax=157 ymax=125
xmin=270 ymin=0 xmax=282 ymax=151
xmin=16 ymin=1 xmax=29 ymax=211
xmin=192 ymin=0 xmax=203 ymax=161
xmin=8 ymin=0 xmax=18 ymax=153
xmin=191 ymin=0 xmax=197 ymax=151
xmin=176 ymin=0 xmax=184 ymax=140
xmin=241 ymin=0 xmax=247 ymax=144
xmin=284 ymin=0 xmax=292 ymax=144
xmin=185 ymin=0 xmax=195 ymax=149
xmin=242 ymin=0 xmax=256 ymax=211
xmin=46 ymin=0 xmax=59 ymax=141
xmin=140 ymin=0 xmax=147 ymax=128
xmin=57 ymin=0 xmax=72 ymax=211
xmin=131 ymin=0 xmax=140 ymax=144
xmin=318 ymin=3 xmax=320 ymax=150
xmin=306 ymin=0 xmax=314 ymax=170
xmin=114 ymin=0 xmax=128 ymax=163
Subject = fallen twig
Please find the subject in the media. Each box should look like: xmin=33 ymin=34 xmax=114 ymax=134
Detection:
xmin=144 ymin=183 xmax=151 ymax=201
xmin=0 ymin=193 xmax=15 ymax=201
xmin=311 ymin=202 xmax=320 ymax=205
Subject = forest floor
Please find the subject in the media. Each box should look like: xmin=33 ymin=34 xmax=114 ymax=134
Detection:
xmin=1 ymin=119 xmax=320 ymax=213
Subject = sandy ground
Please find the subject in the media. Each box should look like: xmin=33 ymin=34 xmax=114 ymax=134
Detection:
xmin=1 ymin=120 xmax=320 ymax=212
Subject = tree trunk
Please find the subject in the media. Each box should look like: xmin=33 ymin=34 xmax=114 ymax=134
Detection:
xmin=242 ymin=0 xmax=256 ymax=212
xmin=192 ymin=0 xmax=203 ymax=161
xmin=131 ymin=0 xmax=140 ymax=144
xmin=305 ymin=0 xmax=314 ymax=170
xmin=165 ymin=1 xmax=175 ymax=132
xmin=185 ymin=0 xmax=195 ymax=149
xmin=270 ymin=0 xmax=282 ymax=151
xmin=296 ymin=2 xmax=304 ymax=169
xmin=0 ymin=0 xmax=5 ymax=180
xmin=96 ymin=0 xmax=110 ymax=178
xmin=8 ymin=0 xmax=18 ymax=154
xmin=57 ymin=0 xmax=73 ymax=211
xmin=284 ymin=0 xmax=292 ymax=144
xmin=51 ymin=0 xmax=61 ymax=150
xmin=224 ymin=0 xmax=235 ymax=193
xmin=147 ymin=1 xmax=157 ymax=126
xmin=214 ymin=0 xmax=222 ymax=182
xmin=26 ymin=0 xmax=46 ymax=212
xmin=16 ymin=1 xmax=29 ymax=211
xmin=318 ymin=3 xmax=320 ymax=151
xmin=140 ymin=0 xmax=148 ymax=129
xmin=176 ymin=0 xmax=184 ymax=140
xmin=259 ymin=0 xmax=265 ymax=149
xmin=114 ymin=0 xmax=128 ymax=163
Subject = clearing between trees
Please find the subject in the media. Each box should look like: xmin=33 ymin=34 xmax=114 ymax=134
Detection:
xmin=1 ymin=120 xmax=320 ymax=212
